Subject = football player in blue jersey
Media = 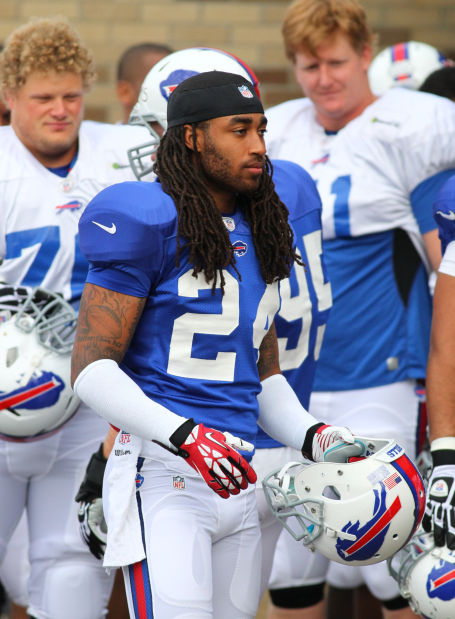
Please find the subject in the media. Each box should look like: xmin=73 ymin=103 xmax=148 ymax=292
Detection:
xmin=71 ymin=70 xmax=357 ymax=619
xmin=264 ymin=0 xmax=455 ymax=618
xmin=423 ymin=176 xmax=455 ymax=550
xmin=74 ymin=46 xmax=336 ymax=618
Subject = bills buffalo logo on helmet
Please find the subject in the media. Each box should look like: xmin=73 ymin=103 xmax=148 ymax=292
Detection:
xmin=160 ymin=69 xmax=199 ymax=100
xmin=427 ymin=559 xmax=455 ymax=601
xmin=0 ymin=371 xmax=65 ymax=411
xmin=336 ymin=483 xmax=402 ymax=562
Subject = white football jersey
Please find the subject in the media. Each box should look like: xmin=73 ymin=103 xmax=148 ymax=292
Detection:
xmin=266 ymin=89 xmax=455 ymax=390
xmin=0 ymin=121 xmax=149 ymax=303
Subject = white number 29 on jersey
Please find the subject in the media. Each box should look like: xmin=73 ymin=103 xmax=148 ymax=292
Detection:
xmin=277 ymin=229 xmax=332 ymax=371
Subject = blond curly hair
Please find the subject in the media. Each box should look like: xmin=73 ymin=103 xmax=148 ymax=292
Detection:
xmin=0 ymin=17 xmax=96 ymax=93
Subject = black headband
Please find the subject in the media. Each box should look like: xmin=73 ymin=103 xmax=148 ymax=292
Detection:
xmin=167 ymin=70 xmax=264 ymax=128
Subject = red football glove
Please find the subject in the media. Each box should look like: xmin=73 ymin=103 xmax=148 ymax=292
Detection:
xmin=170 ymin=419 xmax=257 ymax=499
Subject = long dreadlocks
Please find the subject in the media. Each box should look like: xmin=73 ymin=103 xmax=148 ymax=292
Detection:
xmin=153 ymin=123 xmax=302 ymax=293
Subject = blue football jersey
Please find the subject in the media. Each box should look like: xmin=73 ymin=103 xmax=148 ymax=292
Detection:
xmin=78 ymin=181 xmax=281 ymax=447
xmin=255 ymin=160 xmax=332 ymax=448
xmin=433 ymin=174 xmax=455 ymax=254
xmin=266 ymin=90 xmax=455 ymax=390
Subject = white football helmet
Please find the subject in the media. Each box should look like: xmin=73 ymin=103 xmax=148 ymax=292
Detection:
xmin=388 ymin=530 xmax=455 ymax=618
xmin=127 ymin=47 xmax=261 ymax=179
xmin=262 ymin=437 xmax=425 ymax=566
xmin=0 ymin=287 xmax=80 ymax=439
xmin=369 ymin=41 xmax=453 ymax=95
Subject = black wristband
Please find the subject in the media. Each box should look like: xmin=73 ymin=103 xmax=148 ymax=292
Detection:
xmin=75 ymin=443 xmax=107 ymax=502
xmin=169 ymin=418 xmax=196 ymax=450
xmin=432 ymin=448 xmax=455 ymax=467
xmin=301 ymin=422 xmax=325 ymax=461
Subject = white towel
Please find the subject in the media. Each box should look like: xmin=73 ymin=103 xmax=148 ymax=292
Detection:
xmin=103 ymin=431 xmax=146 ymax=568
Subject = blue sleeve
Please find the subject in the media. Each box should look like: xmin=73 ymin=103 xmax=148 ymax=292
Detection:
xmin=78 ymin=181 xmax=176 ymax=297
xmin=411 ymin=169 xmax=455 ymax=234
xmin=272 ymin=159 xmax=322 ymax=221
xmin=433 ymin=173 xmax=455 ymax=254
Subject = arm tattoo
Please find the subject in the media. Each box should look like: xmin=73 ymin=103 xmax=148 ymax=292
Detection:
xmin=257 ymin=322 xmax=280 ymax=380
xmin=71 ymin=284 xmax=146 ymax=381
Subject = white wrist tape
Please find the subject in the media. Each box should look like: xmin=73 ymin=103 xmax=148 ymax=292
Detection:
xmin=431 ymin=437 xmax=455 ymax=452
xmin=74 ymin=359 xmax=187 ymax=449
xmin=257 ymin=373 xmax=319 ymax=450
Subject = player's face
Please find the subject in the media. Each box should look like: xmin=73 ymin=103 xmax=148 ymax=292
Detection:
xmin=294 ymin=31 xmax=374 ymax=131
xmin=6 ymin=70 xmax=84 ymax=166
xmin=193 ymin=113 xmax=267 ymax=213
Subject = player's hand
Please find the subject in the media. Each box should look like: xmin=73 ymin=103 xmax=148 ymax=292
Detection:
xmin=78 ymin=498 xmax=107 ymax=560
xmin=302 ymin=422 xmax=358 ymax=463
xmin=75 ymin=443 xmax=107 ymax=559
xmin=169 ymin=419 xmax=257 ymax=499
xmin=422 ymin=463 xmax=455 ymax=549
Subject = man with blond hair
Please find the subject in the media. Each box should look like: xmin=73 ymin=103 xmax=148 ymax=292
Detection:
xmin=0 ymin=17 xmax=148 ymax=619
xmin=264 ymin=0 xmax=455 ymax=618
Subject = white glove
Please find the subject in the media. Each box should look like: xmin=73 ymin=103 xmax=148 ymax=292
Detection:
xmin=302 ymin=422 xmax=361 ymax=463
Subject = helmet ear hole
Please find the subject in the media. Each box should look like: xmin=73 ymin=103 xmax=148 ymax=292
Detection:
xmin=6 ymin=346 xmax=18 ymax=367
xmin=322 ymin=485 xmax=341 ymax=500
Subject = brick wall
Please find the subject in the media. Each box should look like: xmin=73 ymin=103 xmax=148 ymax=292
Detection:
xmin=1 ymin=0 xmax=454 ymax=123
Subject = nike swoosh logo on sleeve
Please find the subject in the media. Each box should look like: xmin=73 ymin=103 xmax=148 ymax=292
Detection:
xmin=92 ymin=221 xmax=117 ymax=234
xmin=436 ymin=210 xmax=455 ymax=220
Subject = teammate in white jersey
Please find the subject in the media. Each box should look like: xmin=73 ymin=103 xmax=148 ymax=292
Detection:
xmin=0 ymin=18 xmax=149 ymax=619
xmin=71 ymin=70 xmax=357 ymax=619
xmin=264 ymin=1 xmax=455 ymax=618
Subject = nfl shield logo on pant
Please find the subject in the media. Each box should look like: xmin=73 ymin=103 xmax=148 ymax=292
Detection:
xmin=173 ymin=475 xmax=185 ymax=490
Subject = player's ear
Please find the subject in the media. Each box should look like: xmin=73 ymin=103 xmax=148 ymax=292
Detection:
xmin=184 ymin=124 xmax=196 ymax=151
xmin=184 ymin=124 xmax=204 ymax=152
xmin=3 ymin=89 xmax=15 ymax=110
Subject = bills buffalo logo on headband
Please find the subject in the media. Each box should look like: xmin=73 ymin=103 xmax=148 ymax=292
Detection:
xmin=427 ymin=559 xmax=455 ymax=601
xmin=233 ymin=240 xmax=248 ymax=257
xmin=0 ymin=371 xmax=64 ymax=411
xmin=238 ymin=84 xmax=253 ymax=98
xmin=336 ymin=484 xmax=402 ymax=562
xmin=160 ymin=69 xmax=199 ymax=100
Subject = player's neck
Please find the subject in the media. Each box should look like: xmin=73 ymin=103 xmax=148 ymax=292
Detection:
xmin=206 ymin=184 xmax=236 ymax=215
xmin=316 ymin=93 xmax=377 ymax=132
xmin=16 ymin=131 xmax=79 ymax=169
